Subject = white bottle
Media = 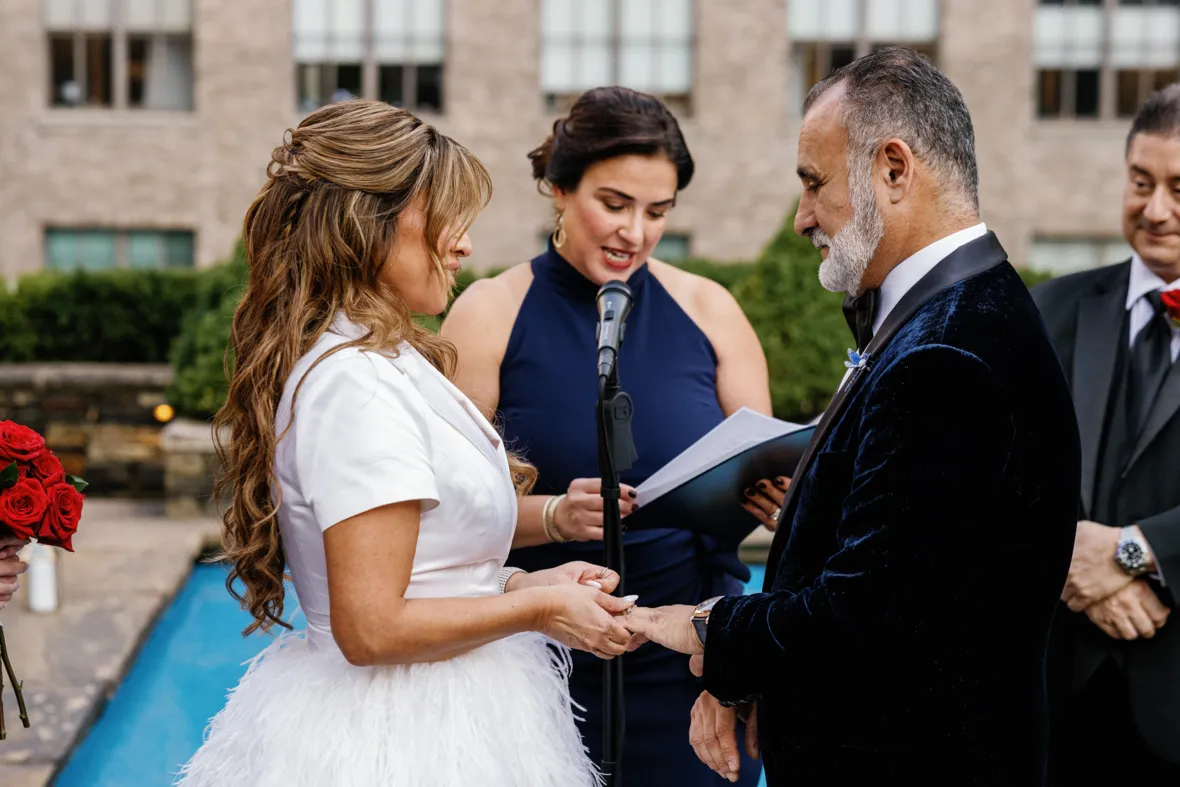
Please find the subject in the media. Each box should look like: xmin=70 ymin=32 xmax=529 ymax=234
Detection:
xmin=24 ymin=542 xmax=58 ymax=614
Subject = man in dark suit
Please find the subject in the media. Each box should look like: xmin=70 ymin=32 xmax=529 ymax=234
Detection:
xmin=1032 ymin=85 xmax=1180 ymax=787
xmin=621 ymin=48 xmax=1081 ymax=785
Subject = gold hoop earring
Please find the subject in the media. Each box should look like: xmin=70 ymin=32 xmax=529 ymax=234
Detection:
xmin=553 ymin=212 xmax=567 ymax=249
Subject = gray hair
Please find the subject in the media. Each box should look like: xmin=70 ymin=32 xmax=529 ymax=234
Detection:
xmin=1127 ymin=82 xmax=1180 ymax=154
xmin=803 ymin=47 xmax=979 ymax=212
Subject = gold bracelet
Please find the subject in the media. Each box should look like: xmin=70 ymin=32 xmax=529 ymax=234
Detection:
xmin=543 ymin=494 xmax=570 ymax=543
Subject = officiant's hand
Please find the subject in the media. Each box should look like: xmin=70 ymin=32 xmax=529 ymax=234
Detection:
xmin=622 ymin=604 xmax=704 ymax=655
xmin=505 ymin=562 xmax=621 ymax=594
xmin=742 ymin=477 xmax=789 ymax=531
xmin=1062 ymin=520 xmax=1135 ymax=612
xmin=552 ymin=478 xmax=640 ymax=542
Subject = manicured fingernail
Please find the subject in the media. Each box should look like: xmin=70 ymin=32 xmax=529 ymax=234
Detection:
xmin=623 ymin=595 xmax=639 ymax=603
xmin=757 ymin=481 xmax=768 ymax=489
xmin=773 ymin=477 xmax=787 ymax=488
xmin=744 ymin=488 xmax=756 ymax=497
xmin=584 ymin=580 xmax=603 ymax=589
xmin=728 ymin=758 xmax=738 ymax=771
xmin=628 ymin=490 xmax=637 ymax=499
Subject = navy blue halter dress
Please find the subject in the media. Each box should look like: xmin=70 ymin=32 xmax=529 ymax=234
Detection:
xmin=499 ymin=242 xmax=761 ymax=785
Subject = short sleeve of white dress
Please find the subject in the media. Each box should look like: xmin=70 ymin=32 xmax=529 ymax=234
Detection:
xmin=291 ymin=351 xmax=440 ymax=531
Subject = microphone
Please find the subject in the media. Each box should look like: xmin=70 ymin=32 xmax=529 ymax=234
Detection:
xmin=596 ymin=280 xmax=633 ymax=380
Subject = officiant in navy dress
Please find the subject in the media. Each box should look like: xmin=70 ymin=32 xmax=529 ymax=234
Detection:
xmin=441 ymin=86 xmax=772 ymax=785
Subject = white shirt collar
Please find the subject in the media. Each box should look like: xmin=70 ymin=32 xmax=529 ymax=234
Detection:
xmin=1126 ymin=252 xmax=1180 ymax=311
xmin=872 ymin=223 xmax=989 ymax=335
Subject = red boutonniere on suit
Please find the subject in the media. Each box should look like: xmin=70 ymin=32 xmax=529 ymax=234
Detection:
xmin=1162 ymin=290 xmax=1180 ymax=328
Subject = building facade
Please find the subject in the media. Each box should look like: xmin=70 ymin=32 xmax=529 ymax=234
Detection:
xmin=0 ymin=0 xmax=1173 ymax=279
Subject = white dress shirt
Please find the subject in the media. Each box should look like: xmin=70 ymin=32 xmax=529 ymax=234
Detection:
xmin=836 ymin=223 xmax=989 ymax=392
xmin=1126 ymin=252 xmax=1180 ymax=362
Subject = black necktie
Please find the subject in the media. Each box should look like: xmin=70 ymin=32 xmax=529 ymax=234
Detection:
xmin=1127 ymin=290 xmax=1173 ymax=436
xmin=842 ymin=289 xmax=879 ymax=352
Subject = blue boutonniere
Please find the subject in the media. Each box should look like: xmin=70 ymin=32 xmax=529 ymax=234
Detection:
xmin=844 ymin=348 xmax=869 ymax=370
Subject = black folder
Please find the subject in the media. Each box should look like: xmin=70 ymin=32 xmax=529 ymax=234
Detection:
xmin=624 ymin=423 xmax=817 ymax=543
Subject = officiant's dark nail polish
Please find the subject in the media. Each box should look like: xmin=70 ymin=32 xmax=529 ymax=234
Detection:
xmin=773 ymin=477 xmax=787 ymax=488
xmin=757 ymin=481 xmax=769 ymax=490
xmin=745 ymin=488 xmax=756 ymax=497
xmin=628 ymin=490 xmax=637 ymax=499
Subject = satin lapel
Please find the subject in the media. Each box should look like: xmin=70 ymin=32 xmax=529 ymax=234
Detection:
xmin=1072 ymin=288 xmax=1126 ymax=516
xmin=762 ymin=232 xmax=1009 ymax=590
xmin=381 ymin=350 xmax=508 ymax=478
xmin=1126 ymin=356 xmax=1180 ymax=473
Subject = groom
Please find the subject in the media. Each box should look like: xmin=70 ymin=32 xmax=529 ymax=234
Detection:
xmin=624 ymin=48 xmax=1081 ymax=785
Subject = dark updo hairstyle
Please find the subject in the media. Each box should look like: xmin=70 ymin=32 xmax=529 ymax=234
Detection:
xmin=528 ymin=86 xmax=695 ymax=194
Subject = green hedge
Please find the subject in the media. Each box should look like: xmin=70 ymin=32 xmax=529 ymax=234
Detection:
xmin=163 ymin=216 xmax=1063 ymax=422
xmin=0 ymin=268 xmax=203 ymax=363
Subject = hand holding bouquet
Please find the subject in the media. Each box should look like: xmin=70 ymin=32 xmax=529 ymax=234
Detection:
xmin=0 ymin=420 xmax=87 ymax=738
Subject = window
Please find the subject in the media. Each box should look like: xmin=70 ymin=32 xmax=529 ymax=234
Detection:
xmin=787 ymin=0 xmax=940 ymax=112
xmin=294 ymin=0 xmax=445 ymax=113
xmin=1028 ymin=237 xmax=1132 ymax=273
xmin=1036 ymin=0 xmax=1180 ymax=119
xmin=540 ymin=0 xmax=694 ymax=113
xmin=45 ymin=229 xmax=195 ymax=271
xmin=654 ymin=233 xmax=690 ymax=262
xmin=45 ymin=0 xmax=194 ymax=110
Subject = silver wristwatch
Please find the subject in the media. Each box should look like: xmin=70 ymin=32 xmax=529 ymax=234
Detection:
xmin=1115 ymin=527 xmax=1151 ymax=577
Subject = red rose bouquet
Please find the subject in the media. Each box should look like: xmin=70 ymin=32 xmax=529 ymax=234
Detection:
xmin=0 ymin=420 xmax=88 ymax=738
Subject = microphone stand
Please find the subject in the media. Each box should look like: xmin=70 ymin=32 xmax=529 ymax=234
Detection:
xmin=597 ymin=363 xmax=636 ymax=787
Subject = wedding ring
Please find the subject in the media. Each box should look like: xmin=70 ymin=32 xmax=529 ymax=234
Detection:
xmin=770 ymin=507 xmax=782 ymax=523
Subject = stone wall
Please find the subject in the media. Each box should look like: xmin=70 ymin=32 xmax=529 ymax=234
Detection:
xmin=160 ymin=419 xmax=224 ymax=519
xmin=0 ymin=364 xmax=174 ymax=495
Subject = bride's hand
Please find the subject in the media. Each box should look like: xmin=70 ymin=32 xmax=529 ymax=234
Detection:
xmin=535 ymin=585 xmax=637 ymax=659
xmin=507 ymin=562 xmax=620 ymax=594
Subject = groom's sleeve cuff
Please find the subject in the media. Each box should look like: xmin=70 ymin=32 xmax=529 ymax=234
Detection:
xmin=702 ymin=595 xmax=762 ymax=706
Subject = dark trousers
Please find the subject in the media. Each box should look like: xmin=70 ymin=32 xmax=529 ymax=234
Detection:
xmin=1049 ymin=657 xmax=1180 ymax=786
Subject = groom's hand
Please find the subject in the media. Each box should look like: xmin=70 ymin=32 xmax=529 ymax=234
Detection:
xmin=691 ymin=692 xmax=743 ymax=782
xmin=622 ymin=604 xmax=703 ymax=655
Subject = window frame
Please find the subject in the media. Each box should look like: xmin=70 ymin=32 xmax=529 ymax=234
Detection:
xmin=539 ymin=0 xmax=698 ymax=116
xmin=45 ymin=0 xmax=196 ymax=112
xmin=1036 ymin=0 xmax=1180 ymax=120
xmin=44 ymin=227 xmax=197 ymax=271
xmin=293 ymin=0 xmax=448 ymax=114
xmin=788 ymin=1 xmax=941 ymax=113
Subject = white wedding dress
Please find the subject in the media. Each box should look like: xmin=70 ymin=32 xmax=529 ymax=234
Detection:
xmin=176 ymin=314 xmax=600 ymax=787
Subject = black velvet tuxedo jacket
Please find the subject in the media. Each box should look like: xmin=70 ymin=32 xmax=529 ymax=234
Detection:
xmin=703 ymin=233 xmax=1081 ymax=785
xmin=1032 ymin=262 xmax=1180 ymax=763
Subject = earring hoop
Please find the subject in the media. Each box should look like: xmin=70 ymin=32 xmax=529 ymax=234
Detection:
xmin=553 ymin=212 xmax=567 ymax=249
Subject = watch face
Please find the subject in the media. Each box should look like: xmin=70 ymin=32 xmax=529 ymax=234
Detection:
xmin=1118 ymin=541 xmax=1147 ymax=572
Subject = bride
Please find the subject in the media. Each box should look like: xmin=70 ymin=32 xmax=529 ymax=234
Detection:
xmin=176 ymin=100 xmax=634 ymax=786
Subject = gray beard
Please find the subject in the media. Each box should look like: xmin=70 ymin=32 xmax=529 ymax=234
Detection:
xmin=813 ymin=164 xmax=885 ymax=295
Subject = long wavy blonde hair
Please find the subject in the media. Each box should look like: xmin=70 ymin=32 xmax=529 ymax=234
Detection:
xmin=215 ymin=100 xmax=535 ymax=635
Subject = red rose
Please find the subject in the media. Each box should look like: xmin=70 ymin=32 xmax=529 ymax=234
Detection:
xmin=0 ymin=421 xmax=45 ymax=463
xmin=1161 ymin=290 xmax=1180 ymax=328
xmin=39 ymin=483 xmax=83 ymax=552
xmin=0 ymin=479 xmax=49 ymax=540
xmin=20 ymin=451 xmax=65 ymax=489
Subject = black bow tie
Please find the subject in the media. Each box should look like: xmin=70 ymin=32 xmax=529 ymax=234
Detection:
xmin=842 ymin=289 xmax=880 ymax=352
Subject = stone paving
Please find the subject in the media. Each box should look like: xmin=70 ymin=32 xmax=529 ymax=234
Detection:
xmin=0 ymin=500 xmax=219 ymax=787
